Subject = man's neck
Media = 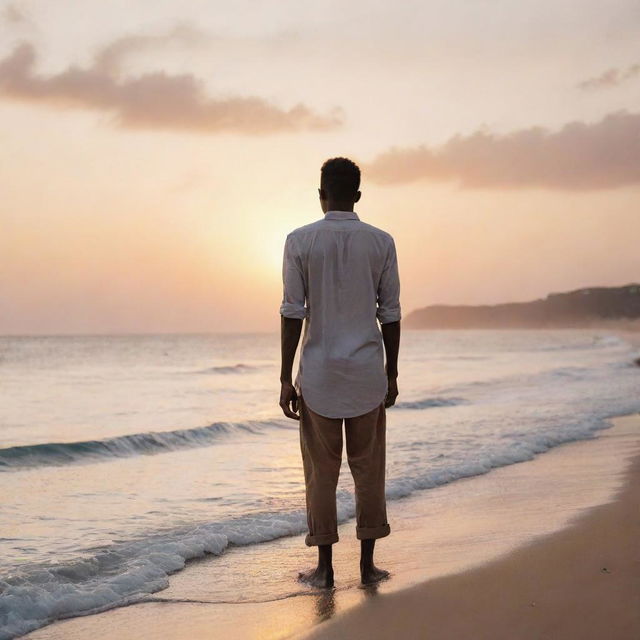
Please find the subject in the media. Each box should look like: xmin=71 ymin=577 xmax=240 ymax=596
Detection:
xmin=324 ymin=200 xmax=355 ymax=212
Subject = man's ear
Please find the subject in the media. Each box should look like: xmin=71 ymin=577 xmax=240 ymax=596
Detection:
xmin=318 ymin=188 xmax=327 ymax=200
xmin=354 ymin=190 xmax=362 ymax=203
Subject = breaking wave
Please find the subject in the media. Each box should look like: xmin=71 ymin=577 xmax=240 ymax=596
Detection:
xmin=0 ymin=419 xmax=291 ymax=471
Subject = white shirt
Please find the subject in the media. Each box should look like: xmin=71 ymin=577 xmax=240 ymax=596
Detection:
xmin=280 ymin=210 xmax=401 ymax=418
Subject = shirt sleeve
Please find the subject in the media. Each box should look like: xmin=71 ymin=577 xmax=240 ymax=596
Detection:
xmin=279 ymin=233 xmax=308 ymax=320
xmin=376 ymin=236 xmax=401 ymax=324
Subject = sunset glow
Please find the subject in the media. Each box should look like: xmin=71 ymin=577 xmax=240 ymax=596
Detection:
xmin=1 ymin=0 xmax=639 ymax=334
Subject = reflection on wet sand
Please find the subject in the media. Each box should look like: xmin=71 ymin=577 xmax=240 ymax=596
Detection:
xmin=361 ymin=580 xmax=382 ymax=599
xmin=312 ymin=589 xmax=336 ymax=623
xmin=310 ymin=574 xmax=383 ymax=628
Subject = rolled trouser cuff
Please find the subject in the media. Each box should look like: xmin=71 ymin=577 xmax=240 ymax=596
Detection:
xmin=356 ymin=523 xmax=391 ymax=540
xmin=305 ymin=531 xmax=339 ymax=546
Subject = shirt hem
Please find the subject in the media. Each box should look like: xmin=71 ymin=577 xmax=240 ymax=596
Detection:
xmin=300 ymin=386 xmax=387 ymax=419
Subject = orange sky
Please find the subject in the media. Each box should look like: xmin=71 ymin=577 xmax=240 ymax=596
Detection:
xmin=1 ymin=0 xmax=639 ymax=334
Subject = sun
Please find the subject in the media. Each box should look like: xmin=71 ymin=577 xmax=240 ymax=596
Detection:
xmin=239 ymin=225 xmax=289 ymax=285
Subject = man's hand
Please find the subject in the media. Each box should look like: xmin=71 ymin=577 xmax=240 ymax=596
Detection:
xmin=384 ymin=376 xmax=398 ymax=408
xmin=280 ymin=316 xmax=303 ymax=419
xmin=381 ymin=320 xmax=400 ymax=408
xmin=280 ymin=381 xmax=300 ymax=420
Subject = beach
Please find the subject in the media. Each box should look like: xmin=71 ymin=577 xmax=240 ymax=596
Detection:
xmin=23 ymin=411 xmax=640 ymax=640
xmin=4 ymin=1 xmax=640 ymax=636
xmin=2 ymin=329 xmax=638 ymax=639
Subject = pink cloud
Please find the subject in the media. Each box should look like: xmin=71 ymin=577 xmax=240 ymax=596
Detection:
xmin=578 ymin=63 xmax=640 ymax=90
xmin=0 ymin=38 xmax=342 ymax=135
xmin=2 ymin=2 xmax=27 ymax=25
xmin=365 ymin=111 xmax=640 ymax=190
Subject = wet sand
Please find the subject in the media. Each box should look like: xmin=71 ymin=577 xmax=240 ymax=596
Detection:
xmin=25 ymin=411 xmax=640 ymax=640
xmin=303 ymin=414 xmax=640 ymax=640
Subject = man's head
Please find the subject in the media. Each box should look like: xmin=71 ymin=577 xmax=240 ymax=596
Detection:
xmin=319 ymin=157 xmax=361 ymax=212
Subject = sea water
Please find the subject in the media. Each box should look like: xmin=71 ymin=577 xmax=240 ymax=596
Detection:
xmin=1 ymin=330 xmax=639 ymax=638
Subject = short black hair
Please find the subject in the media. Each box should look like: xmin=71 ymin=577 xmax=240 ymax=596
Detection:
xmin=320 ymin=157 xmax=361 ymax=200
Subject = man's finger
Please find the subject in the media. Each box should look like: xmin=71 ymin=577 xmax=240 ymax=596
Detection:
xmin=283 ymin=404 xmax=300 ymax=420
xmin=278 ymin=397 xmax=296 ymax=418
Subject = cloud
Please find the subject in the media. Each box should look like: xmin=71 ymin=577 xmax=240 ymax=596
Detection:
xmin=2 ymin=2 xmax=27 ymax=25
xmin=578 ymin=63 xmax=640 ymax=90
xmin=92 ymin=24 xmax=211 ymax=74
xmin=0 ymin=37 xmax=342 ymax=135
xmin=365 ymin=111 xmax=640 ymax=190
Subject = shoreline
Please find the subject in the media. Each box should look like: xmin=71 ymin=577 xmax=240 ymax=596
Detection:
xmin=25 ymin=411 xmax=640 ymax=640
xmin=303 ymin=413 xmax=640 ymax=640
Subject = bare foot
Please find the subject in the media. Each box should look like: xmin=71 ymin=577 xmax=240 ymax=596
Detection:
xmin=298 ymin=566 xmax=334 ymax=589
xmin=361 ymin=564 xmax=389 ymax=585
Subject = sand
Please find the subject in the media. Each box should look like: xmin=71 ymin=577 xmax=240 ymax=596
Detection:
xmin=303 ymin=415 xmax=640 ymax=640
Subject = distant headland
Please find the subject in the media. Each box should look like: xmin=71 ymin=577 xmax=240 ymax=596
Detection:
xmin=404 ymin=284 xmax=640 ymax=329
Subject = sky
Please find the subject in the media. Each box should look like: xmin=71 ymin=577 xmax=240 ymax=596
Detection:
xmin=0 ymin=0 xmax=638 ymax=334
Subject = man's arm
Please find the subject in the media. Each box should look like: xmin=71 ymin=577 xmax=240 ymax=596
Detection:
xmin=381 ymin=320 xmax=400 ymax=407
xmin=279 ymin=233 xmax=307 ymax=420
xmin=280 ymin=316 xmax=303 ymax=419
xmin=377 ymin=237 xmax=402 ymax=408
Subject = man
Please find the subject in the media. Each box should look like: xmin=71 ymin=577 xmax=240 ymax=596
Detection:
xmin=279 ymin=156 xmax=401 ymax=588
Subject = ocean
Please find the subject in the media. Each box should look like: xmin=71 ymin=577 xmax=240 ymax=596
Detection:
xmin=1 ymin=329 xmax=639 ymax=639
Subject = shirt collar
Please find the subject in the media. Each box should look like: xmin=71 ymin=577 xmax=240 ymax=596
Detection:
xmin=324 ymin=210 xmax=360 ymax=221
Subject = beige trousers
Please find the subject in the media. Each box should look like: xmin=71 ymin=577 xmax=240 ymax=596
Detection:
xmin=298 ymin=394 xmax=391 ymax=546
